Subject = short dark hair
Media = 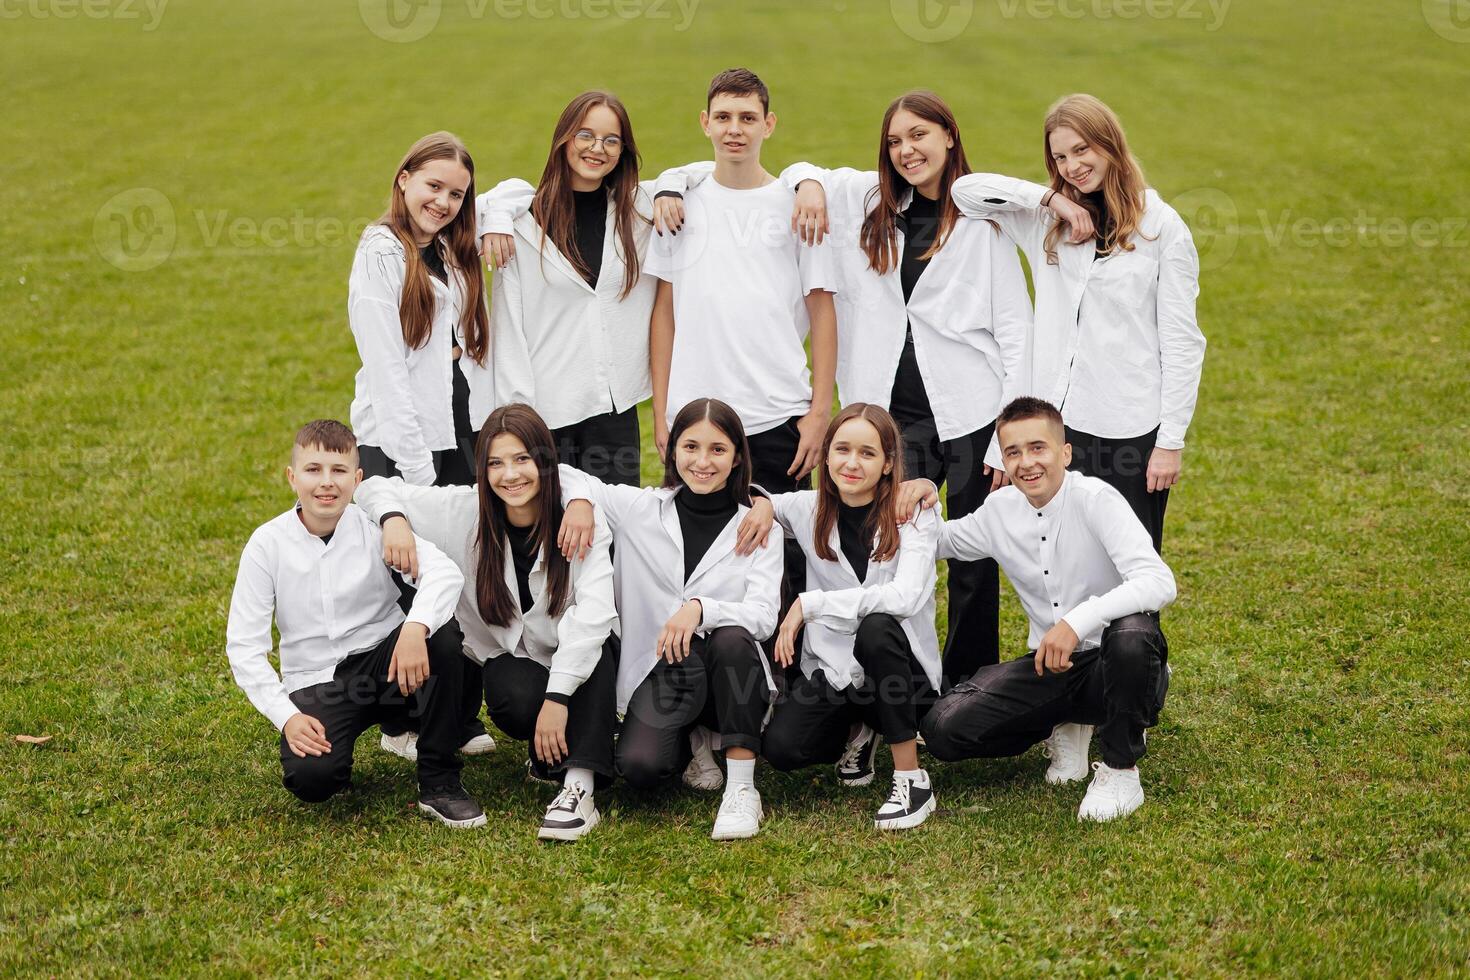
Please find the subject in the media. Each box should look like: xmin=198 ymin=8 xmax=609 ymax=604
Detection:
xmin=293 ymin=419 xmax=357 ymax=461
xmin=707 ymin=67 xmax=769 ymax=115
xmin=996 ymin=396 xmax=1065 ymax=438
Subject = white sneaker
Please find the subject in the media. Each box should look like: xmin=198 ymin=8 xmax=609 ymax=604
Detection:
xmin=835 ymin=724 xmax=880 ymax=787
xmin=1042 ymin=723 xmax=1093 ymax=784
xmin=460 ymin=732 xmax=497 ymax=755
xmin=1078 ymin=761 xmax=1145 ymax=822
xmin=380 ymin=731 xmax=418 ymax=762
xmin=874 ymin=771 xmax=936 ymax=831
xmin=682 ymin=726 xmax=724 ymax=791
xmin=537 ymin=782 xmax=600 ymax=842
xmin=711 ymin=784 xmax=763 ymax=841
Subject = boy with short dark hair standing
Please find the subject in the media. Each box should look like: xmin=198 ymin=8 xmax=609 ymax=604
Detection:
xmin=225 ymin=420 xmax=485 ymax=828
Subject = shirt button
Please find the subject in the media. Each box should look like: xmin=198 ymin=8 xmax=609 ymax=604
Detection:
xmin=1053 ymin=602 xmax=1059 ymax=607
xmin=1042 ymin=536 xmax=1047 ymax=542
xmin=1044 ymin=570 xmax=1049 ymax=575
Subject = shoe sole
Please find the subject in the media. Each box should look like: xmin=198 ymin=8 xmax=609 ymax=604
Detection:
xmin=380 ymin=736 xmax=417 ymax=762
xmin=538 ymin=807 xmax=600 ymax=842
xmin=1078 ymin=790 xmax=1145 ymax=822
xmin=683 ymin=769 xmax=725 ymax=792
xmin=460 ymin=739 xmax=497 ymax=756
xmin=874 ymin=794 xmax=936 ymax=832
xmin=417 ymin=803 xmax=488 ymax=829
xmin=836 ymin=734 xmax=882 ymax=788
xmin=836 ymin=771 xmax=876 ymax=788
xmin=1044 ymin=766 xmax=1089 ymax=785
xmin=710 ymin=807 xmax=764 ymax=841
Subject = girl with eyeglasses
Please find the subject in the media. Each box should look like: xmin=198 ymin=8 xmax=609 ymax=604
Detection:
xmin=474 ymin=91 xmax=710 ymax=487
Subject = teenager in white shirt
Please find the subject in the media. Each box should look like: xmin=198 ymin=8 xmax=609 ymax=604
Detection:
xmin=951 ymin=94 xmax=1206 ymax=552
xmin=474 ymin=92 xmax=686 ymax=485
xmin=225 ymin=420 xmax=485 ymax=828
xmin=742 ymin=404 xmax=942 ymax=831
xmin=757 ymin=91 xmax=1033 ymax=686
xmin=354 ymin=405 xmax=618 ymax=841
xmin=559 ymin=398 xmax=783 ymax=841
xmin=348 ymin=131 xmax=493 ymax=489
xmin=916 ymin=398 xmax=1176 ymax=822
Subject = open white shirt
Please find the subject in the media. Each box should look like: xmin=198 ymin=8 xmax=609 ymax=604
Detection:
xmin=952 ymin=174 xmax=1205 ymax=449
xmin=643 ymin=169 xmax=837 ymax=435
xmin=768 ymin=491 xmax=941 ymax=692
xmin=225 ymin=503 xmax=463 ymax=731
xmin=352 ymin=476 xmax=618 ymax=697
xmin=474 ymin=170 xmax=713 ymax=430
xmin=937 ymin=471 xmax=1176 ymax=651
xmin=559 ymin=468 xmax=784 ymax=715
xmin=775 ymin=164 xmax=1033 ymax=460
xmin=347 ymin=225 xmax=494 ymax=484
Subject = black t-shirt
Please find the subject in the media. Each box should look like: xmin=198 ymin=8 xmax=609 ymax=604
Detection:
xmin=674 ymin=483 xmax=738 ymax=583
xmin=836 ymin=500 xmax=874 ymax=582
xmin=889 ymin=191 xmax=943 ymax=426
xmin=420 ymin=242 xmax=447 ymax=283
xmin=504 ymin=522 xmax=538 ymax=613
xmin=572 ymin=185 xmax=608 ymax=287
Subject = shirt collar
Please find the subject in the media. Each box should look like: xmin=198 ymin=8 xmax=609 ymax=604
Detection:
xmin=1033 ymin=471 xmax=1074 ymax=520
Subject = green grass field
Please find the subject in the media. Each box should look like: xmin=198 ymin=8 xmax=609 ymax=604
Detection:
xmin=3 ymin=0 xmax=1469 ymax=973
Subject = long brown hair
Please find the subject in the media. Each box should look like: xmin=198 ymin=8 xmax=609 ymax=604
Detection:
xmin=473 ymin=404 xmax=570 ymax=627
xmin=859 ymin=91 xmax=971 ymax=275
xmin=530 ymin=91 xmax=648 ymax=299
xmin=379 ymin=132 xmax=489 ymax=364
xmin=1040 ymin=94 xmax=1153 ymax=265
xmin=661 ymin=398 xmax=752 ymax=505
xmin=813 ymin=404 xmax=905 ymax=566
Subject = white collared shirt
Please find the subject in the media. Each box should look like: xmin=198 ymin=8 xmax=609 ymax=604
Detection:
xmin=559 ymin=468 xmax=784 ymax=714
xmin=353 ymin=475 xmax=618 ymax=697
xmin=776 ymin=164 xmax=1033 ymax=456
xmin=347 ymin=225 xmax=494 ymax=484
xmin=952 ymin=174 xmax=1206 ymax=448
xmin=225 ymin=503 xmax=463 ymax=731
xmin=643 ymin=168 xmax=838 ymax=435
xmin=937 ymin=471 xmax=1176 ymax=650
xmin=769 ymin=491 xmax=941 ymax=691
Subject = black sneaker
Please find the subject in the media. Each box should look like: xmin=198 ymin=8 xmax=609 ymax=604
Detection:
xmin=418 ymin=783 xmax=487 ymax=829
xmin=835 ymin=724 xmax=881 ymax=787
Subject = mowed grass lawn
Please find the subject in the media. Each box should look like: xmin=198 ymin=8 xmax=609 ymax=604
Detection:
xmin=3 ymin=0 xmax=1468 ymax=973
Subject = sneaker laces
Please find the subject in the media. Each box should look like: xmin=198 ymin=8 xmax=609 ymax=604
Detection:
xmin=837 ymin=728 xmax=873 ymax=770
xmin=884 ymin=775 xmax=912 ymax=811
xmin=549 ymin=783 xmax=586 ymax=814
xmin=1089 ymin=760 xmax=1114 ymax=790
xmin=424 ymin=783 xmax=468 ymax=800
xmin=719 ymin=783 xmax=758 ymax=818
xmin=1045 ymin=726 xmax=1085 ymax=769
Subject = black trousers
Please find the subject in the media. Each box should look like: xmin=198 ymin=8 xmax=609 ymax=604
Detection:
xmin=764 ymin=613 xmax=937 ymax=771
xmin=1066 ymin=426 xmax=1167 ymax=554
xmin=899 ymin=416 xmax=1000 ymax=685
xmin=616 ymin=626 xmax=771 ymax=789
xmin=746 ymin=416 xmax=809 ymax=678
xmin=278 ymin=623 xmax=466 ymax=801
xmin=920 ymin=613 xmax=1169 ymax=770
xmin=480 ymin=640 xmax=619 ymax=780
xmin=554 ymin=406 xmax=640 ymax=487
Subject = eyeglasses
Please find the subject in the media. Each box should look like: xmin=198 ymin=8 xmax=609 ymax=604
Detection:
xmin=573 ymin=130 xmax=624 ymax=154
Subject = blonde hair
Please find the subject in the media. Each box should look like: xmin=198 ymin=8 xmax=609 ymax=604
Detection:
xmin=1041 ymin=94 xmax=1153 ymax=265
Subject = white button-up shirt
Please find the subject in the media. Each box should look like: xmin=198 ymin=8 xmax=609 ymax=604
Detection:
xmin=952 ymin=174 xmax=1206 ymax=449
xmin=769 ymin=490 xmax=941 ymax=692
xmin=937 ymin=471 xmax=1176 ymax=651
xmin=778 ymin=164 xmax=1033 ymax=457
xmin=348 ymin=225 xmax=494 ymax=484
xmin=353 ymin=474 xmax=618 ymax=698
xmin=225 ymin=504 xmax=463 ymax=731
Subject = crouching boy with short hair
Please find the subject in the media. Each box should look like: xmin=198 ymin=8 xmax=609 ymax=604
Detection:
xmin=225 ymin=420 xmax=485 ymax=828
xmin=917 ymin=397 xmax=1175 ymax=822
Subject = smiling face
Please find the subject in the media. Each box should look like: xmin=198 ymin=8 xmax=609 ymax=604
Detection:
xmin=675 ymin=419 xmax=737 ymax=494
xmin=826 ymin=417 xmax=892 ymax=506
xmin=701 ymin=93 xmax=775 ymax=165
xmin=887 ymin=108 xmax=954 ymax=200
xmin=999 ymin=416 xmax=1072 ymax=508
xmin=485 ymin=432 xmax=542 ymax=516
xmin=1048 ymin=125 xmax=1109 ymax=195
xmin=564 ymin=102 xmax=623 ymax=192
xmin=287 ymin=445 xmax=361 ymax=533
xmin=396 ymin=157 xmax=471 ymax=245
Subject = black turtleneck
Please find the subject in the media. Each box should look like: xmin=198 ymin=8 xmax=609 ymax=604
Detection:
xmin=572 ymin=185 xmax=608 ymax=287
xmin=503 ymin=521 xmax=538 ymax=613
xmin=837 ymin=500 xmax=875 ymax=582
xmin=1084 ymin=191 xmax=1116 ymax=258
xmin=674 ymin=483 xmax=738 ymax=582
xmin=419 ymin=242 xmax=447 ymax=284
xmin=889 ymin=190 xmax=942 ymax=426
